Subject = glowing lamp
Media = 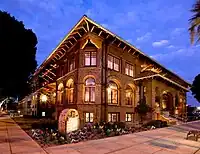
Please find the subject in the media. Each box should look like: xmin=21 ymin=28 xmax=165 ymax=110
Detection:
xmin=53 ymin=92 xmax=56 ymax=97
xmin=197 ymin=107 xmax=200 ymax=110
xmin=41 ymin=94 xmax=47 ymax=102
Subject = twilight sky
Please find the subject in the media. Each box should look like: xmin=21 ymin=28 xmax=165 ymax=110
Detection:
xmin=1 ymin=0 xmax=199 ymax=106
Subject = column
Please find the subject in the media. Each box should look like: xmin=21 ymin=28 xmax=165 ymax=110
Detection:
xmin=135 ymin=86 xmax=140 ymax=104
xmin=152 ymin=87 xmax=156 ymax=120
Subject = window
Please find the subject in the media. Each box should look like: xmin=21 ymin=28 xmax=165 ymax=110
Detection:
xmin=85 ymin=51 xmax=97 ymax=66
xmin=60 ymin=65 xmax=64 ymax=76
xmin=126 ymin=113 xmax=133 ymax=122
xmin=107 ymin=81 xmax=118 ymax=104
xmin=85 ymin=113 xmax=94 ymax=123
xmin=125 ymin=63 xmax=134 ymax=77
xmin=108 ymin=113 xmax=120 ymax=122
xmin=66 ymin=80 xmax=74 ymax=103
xmin=107 ymin=55 xmax=120 ymax=71
xmin=125 ymin=85 xmax=134 ymax=105
xmin=69 ymin=59 xmax=75 ymax=71
xmin=85 ymin=78 xmax=95 ymax=102
xmin=57 ymin=83 xmax=64 ymax=104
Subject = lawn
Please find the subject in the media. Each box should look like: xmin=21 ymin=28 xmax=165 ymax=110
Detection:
xmin=12 ymin=117 xmax=42 ymax=130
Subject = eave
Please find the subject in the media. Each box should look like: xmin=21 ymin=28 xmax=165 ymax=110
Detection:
xmin=33 ymin=14 xmax=190 ymax=88
xmin=134 ymin=74 xmax=189 ymax=91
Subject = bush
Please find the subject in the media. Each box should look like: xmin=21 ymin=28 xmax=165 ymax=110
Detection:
xmin=143 ymin=120 xmax=168 ymax=128
xmin=31 ymin=119 xmax=58 ymax=130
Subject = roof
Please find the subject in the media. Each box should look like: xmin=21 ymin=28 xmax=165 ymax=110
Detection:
xmin=136 ymin=71 xmax=157 ymax=78
xmin=34 ymin=15 xmax=190 ymax=87
xmin=134 ymin=74 xmax=189 ymax=91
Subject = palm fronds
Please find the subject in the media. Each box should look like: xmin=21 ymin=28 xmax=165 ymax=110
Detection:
xmin=189 ymin=0 xmax=200 ymax=44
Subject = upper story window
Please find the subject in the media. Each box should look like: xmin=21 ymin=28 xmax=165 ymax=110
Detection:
xmin=85 ymin=51 xmax=97 ymax=66
xmin=85 ymin=78 xmax=95 ymax=102
xmin=57 ymin=83 xmax=64 ymax=104
xmin=69 ymin=59 xmax=75 ymax=71
xmin=125 ymin=63 xmax=134 ymax=77
xmin=60 ymin=65 xmax=64 ymax=76
xmin=108 ymin=55 xmax=120 ymax=71
xmin=66 ymin=79 xmax=74 ymax=104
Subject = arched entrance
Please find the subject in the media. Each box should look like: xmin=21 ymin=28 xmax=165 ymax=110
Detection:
xmin=161 ymin=91 xmax=174 ymax=115
xmin=58 ymin=109 xmax=79 ymax=134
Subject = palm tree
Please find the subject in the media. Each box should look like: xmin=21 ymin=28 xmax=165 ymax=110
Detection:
xmin=189 ymin=0 xmax=200 ymax=44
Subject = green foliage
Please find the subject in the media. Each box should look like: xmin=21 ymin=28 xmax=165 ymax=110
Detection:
xmin=135 ymin=99 xmax=152 ymax=123
xmin=32 ymin=119 xmax=58 ymax=130
xmin=143 ymin=120 xmax=168 ymax=128
xmin=135 ymin=99 xmax=152 ymax=116
xmin=189 ymin=0 xmax=200 ymax=44
xmin=191 ymin=74 xmax=200 ymax=103
xmin=0 ymin=11 xmax=37 ymax=98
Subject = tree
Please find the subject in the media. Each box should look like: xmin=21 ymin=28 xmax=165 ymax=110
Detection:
xmin=0 ymin=11 xmax=37 ymax=99
xmin=189 ymin=0 xmax=200 ymax=44
xmin=191 ymin=74 xmax=200 ymax=103
xmin=135 ymin=98 xmax=152 ymax=124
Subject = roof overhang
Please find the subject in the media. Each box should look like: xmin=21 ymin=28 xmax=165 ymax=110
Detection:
xmin=134 ymin=74 xmax=190 ymax=91
xmin=33 ymin=15 xmax=190 ymax=87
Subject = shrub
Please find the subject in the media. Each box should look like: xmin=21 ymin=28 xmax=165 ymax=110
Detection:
xmin=135 ymin=99 xmax=152 ymax=124
xmin=31 ymin=119 xmax=58 ymax=130
xmin=143 ymin=120 xmax=168 ymax=128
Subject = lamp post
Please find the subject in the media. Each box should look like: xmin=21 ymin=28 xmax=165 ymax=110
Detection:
xmin=40 ymin=94 xmax=48 ymax=117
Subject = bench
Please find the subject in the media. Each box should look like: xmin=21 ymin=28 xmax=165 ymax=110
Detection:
xmin=186 ymin=130 xmax=200 ymax=141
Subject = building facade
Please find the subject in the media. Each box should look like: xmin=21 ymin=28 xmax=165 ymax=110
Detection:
xmin=19 ymin=15 xmax=190 ymax=131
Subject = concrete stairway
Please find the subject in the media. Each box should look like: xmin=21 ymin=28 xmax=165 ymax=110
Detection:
xmin=160 ymin=113 xmax=186 ymax=126
xmin=160 ymin=114 xmax=177 ymax=125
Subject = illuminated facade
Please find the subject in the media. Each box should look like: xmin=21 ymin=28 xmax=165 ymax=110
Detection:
xmin=20 ymin=15 xmax=191 ymax=128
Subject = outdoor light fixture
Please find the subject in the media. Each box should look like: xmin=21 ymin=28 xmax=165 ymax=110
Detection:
xmin=175 ymin=109 xmax=178 ymax=115
xmin=53 ymin=92 xmax=56 ymax=97
xmin=197 ymin=107 xmax=200 ymax=110
xmin=40 ymin=94 xmax=47 ymax=102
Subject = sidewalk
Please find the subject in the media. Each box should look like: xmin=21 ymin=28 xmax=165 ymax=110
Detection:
xmin=46 ymin=121 xmax=200 ymax=154
xmin=1 ymin=115 xmax=200 ymax=154
xmin=0 ymin=115 xmax=46 ymax=154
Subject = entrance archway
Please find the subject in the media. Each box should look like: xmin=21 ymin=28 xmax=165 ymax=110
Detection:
xmin=58 ymin=109 xmax=79 ymax=134
xmin=161 ymin=91 xmax=174 ymax=115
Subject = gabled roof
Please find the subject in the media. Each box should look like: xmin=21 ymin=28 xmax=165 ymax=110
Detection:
xmin=34 ymin=15 xmax=191 ymax=87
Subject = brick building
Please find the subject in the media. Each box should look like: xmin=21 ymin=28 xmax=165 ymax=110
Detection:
xmin=19 ymin=15 xmax=190 ymax=132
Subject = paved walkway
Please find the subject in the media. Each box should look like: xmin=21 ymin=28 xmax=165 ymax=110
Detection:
xmin=46 ymin=121 xmax=200 ymax=154
xmin=1 ymin=115 xmax=200 ymax=154
xmin=0 ymin=115 xmax=46 ymax=154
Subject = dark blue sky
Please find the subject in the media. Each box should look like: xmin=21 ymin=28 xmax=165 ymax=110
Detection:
xmin=0 ymin=0 xmax=199 ymax=106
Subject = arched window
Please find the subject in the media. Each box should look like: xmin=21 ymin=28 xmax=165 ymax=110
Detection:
xmin=107 ymin=81 xmax=118 ymax=104
xmin=85 ymin=78 xmax=95 ymax=102
xmin=58 ymin=83 xmax=64 ymax=104
xmin=66 ymin=79 xmax=74 ymax=103
xmin=125 ymin=85 xmax=134 ymax=105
